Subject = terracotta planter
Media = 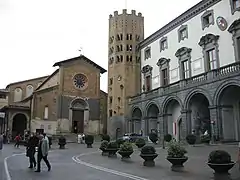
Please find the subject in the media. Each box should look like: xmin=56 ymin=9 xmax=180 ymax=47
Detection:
xmin=86 ymin=143 xmax=93 ymax=148
xmin=118 ymin=151 xmax=133 ymax=159
xmin=167 ymin=157 xmax=188 ymax=172
xmin=140 ymin=153 xmax=158 ymax=167
xmin=99 ymin=148 xmax=108 ymax=156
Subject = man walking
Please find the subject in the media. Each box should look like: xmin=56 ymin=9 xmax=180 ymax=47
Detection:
xmin=26 ymin=133 xmax=39 ymax=169
xmin=35 ymin=134 xmax=51 ymax=172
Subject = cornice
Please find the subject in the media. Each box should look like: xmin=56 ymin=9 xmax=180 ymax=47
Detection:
xmin=138 ymin=0 xmax=222 ymax=49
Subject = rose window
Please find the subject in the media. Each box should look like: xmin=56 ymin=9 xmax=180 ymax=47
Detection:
xmin=73 ymin=74 xmax=88 ymax=90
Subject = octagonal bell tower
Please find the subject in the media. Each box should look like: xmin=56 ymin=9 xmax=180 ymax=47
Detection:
xmin=107 ymin=9 xmax=144 ymax=136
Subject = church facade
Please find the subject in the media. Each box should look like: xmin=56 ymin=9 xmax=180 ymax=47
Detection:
xmin=0 ymin=55 xmax=107 ymax=137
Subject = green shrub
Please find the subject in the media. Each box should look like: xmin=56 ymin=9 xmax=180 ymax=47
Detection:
xmin=164 ymin=134 xmax=172 ymax=142
xmin=101 ymin=134 xmax=110 ymax=142
xmin=141 ymin=145 xmax=156 ymax=154
xmin=107 ymin=141 xmax=118 ymax=149
xmin=85 ymin=135 xmax=94 ymax=144
xmin=119 ymin=142 xmax=133 ymax=152
xmin=167 ymin=141 xmax=187 ymax=158
xmin=99 ymin=140 xmax=109 ymax=151
xmin=115 ymin=139 xmax=125 ymax=148
xmin=186 ymin=134 xmax=197 ymax=145
xmin=208 ymin=150 xmax=231 ymax=164
xmin=149 ymin=133 xmax=158 ymax=144
xmin=135 ymin=138 xmax=145 ymax=148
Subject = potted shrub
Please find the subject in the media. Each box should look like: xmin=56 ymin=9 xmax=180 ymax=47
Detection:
xmin=208 ymin=150 xmax=235 ymax=178
xmin=58 ymin=136 xmax=66 ymax=149
xmin=118 ymin=142 xmax=134 ymax=159
xmin=99 ymin=140 xmax=109 ymax=156
xmin=106 ymin=141 xmax=119 ymax=157
xmin=149 ymin=133 xmax=158 ymax=144
xmin=201 ymin=134 xmax=210 ymax=144
xmin=140 ymin=145 xmax=158 ymax=167
xmin=116 ymin=138 xmax=125 ymax=148
xmin=186 ymin=134 xmax=197 ymax=145
xmin=164 ymin=134 xmax=172 ymax=142
xmin=166 ymin=141 xmax=188 ymax=172
xmin=135 ymin=138 xmax=145 ymax=148
xmin=101 ymin=134 xmax=110 ymax=142
xmin=85 ymin=135 xmax=94 ymax=148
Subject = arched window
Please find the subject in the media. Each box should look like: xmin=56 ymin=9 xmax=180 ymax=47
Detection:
xmin=14 ymin=88 xmax=23 ymax=102
xmin=26 ymin=85 xmax=34 ymax=97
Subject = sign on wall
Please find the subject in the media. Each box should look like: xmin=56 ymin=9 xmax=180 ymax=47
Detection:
xmin=216 ymin=16 xmax=228 ymax=31
xmin=0 ymin=112 xmax=5 ymax=118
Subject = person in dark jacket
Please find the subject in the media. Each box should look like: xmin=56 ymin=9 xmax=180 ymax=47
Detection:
xmin=26 ymin=133 xmax=39 ymax=168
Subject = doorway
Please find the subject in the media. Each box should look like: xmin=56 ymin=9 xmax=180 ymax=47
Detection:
xmin=72 ymin=110 xmax=84 ymax=133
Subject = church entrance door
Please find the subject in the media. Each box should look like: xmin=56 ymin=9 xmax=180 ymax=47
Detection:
xmin=72 ymin=110 xmax=84 ymax=133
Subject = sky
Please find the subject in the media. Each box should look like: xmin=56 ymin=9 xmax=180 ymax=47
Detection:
xmin=0 ymin=0 xmax=201 ymax=92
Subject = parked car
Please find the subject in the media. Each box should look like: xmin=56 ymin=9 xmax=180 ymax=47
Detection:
xmin=121 ymin=133 xmax=142 ymax=142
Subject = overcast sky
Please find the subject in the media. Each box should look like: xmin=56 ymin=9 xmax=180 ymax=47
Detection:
xmin=0 ymin=0 xmax=201 ymax=92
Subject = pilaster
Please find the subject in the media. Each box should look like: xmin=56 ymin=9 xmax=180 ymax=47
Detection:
xmin=180 ymin=109 xmax=190 ymax=140
xmin=209 ymin=105 xmax=219 ymax=140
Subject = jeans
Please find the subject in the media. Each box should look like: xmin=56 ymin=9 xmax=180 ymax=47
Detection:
xmin=28 ymin=149 xmax=36 ymax=167
xmin=37 ymin=154 xmax=51 ymax=171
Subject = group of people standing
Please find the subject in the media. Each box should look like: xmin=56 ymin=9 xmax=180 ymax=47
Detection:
xmin=26 ymin=133 xmax=51 ymax=172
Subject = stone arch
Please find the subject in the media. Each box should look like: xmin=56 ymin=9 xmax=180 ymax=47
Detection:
xmin=213 ymin=80 xmax=240 ymax=141
xmin=130 ymin=106 xmax=143 ymax=134
xmin=145 ymin=101 xmax=159 ymax=135
xmin=213 ymin=80 xmax=240 ymax=105
xmin=184 ymin=88 xmax=213 ymax=109
xmin=184 ymin=88 xmax=212 ymax=137
xmin=11 ymin=113 xmax=28 ymax=138
xmin=162 ymin=96 xmax=183 ymax=114
xmin=145 ymin=101 xmax=160 ymax=117
xmin=69 ymin=97 xmax=89 ymax=134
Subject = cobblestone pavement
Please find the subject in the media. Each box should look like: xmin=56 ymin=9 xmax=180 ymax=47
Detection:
xmin=1 ymin=143 xmax=240 ymax=180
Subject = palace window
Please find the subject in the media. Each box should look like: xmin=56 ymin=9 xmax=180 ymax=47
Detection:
xmin=126 ymin=44 xmax=132 ymax=51
xmin=178 ymin=25 xmax=188 ymax=42
xmin=228 ymin=18 xmax=240 ymax=61
xmin=175 ymin=47 xmax=192 ymax=80
xmin=126 ymin=34 xmax=132 ymax=40
xmin=201 ymin=10 xmax=214 ymax=30
xmin=199 ymin=34 xmax=220 ymax=71
xmin=161 ymin=68 xmax=168 ymax=86
xmin=157 ymin=58 xmax=170 ymax=86
xmin=144 ymin=47 xmax=151 ymax=60
xmin=141 ymin=65 xmax=153 ymax=92
xmin=206 ymin=48 xmax=218 ymax=70
xmin=145 ymin=76 xmax=151 ymax=91
xmin=160 ymin=37 xmax=168 ymax=52
xmin=230 ymin=0 xmax=240 ymax=14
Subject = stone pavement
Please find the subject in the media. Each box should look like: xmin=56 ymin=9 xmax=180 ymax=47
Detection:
xmin=79 ymin=144 xmax=240 ymax=180
xmin=0 ymin=143 xmax=240 ymax=180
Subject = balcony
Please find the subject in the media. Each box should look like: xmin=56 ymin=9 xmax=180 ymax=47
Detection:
xmin=129 ymin=61 xmax=240 ymax=104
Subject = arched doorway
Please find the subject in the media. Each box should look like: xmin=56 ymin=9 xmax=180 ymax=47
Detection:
xmin=70 ymin=98 xmax=89 ymax=134
xmin=163 ymin=99 xmax=182 ymax=141
xmin=187 ymin=93 xmax=211 ymax=138
xmin=131 ymin=108 xmax=142 ymax=134
xmin=12 ymin=113 xmax=27 ymax=137
xmin=146 ymin=104 xmax=159 ymax=135
xmin=218 ymin=85 xmax=240 ymax=141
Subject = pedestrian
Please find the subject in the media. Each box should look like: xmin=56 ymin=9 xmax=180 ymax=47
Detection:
xmin=35 ymin=134 xmax=51 ymax=172
xmin=26 ymin=133 xmax=39 ymax=169
xmin=14 ymin=134 xmax=21 ymax=148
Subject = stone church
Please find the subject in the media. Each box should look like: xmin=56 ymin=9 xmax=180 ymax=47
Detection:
xmin=0 ymin=55 xmax=107 ymax=137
